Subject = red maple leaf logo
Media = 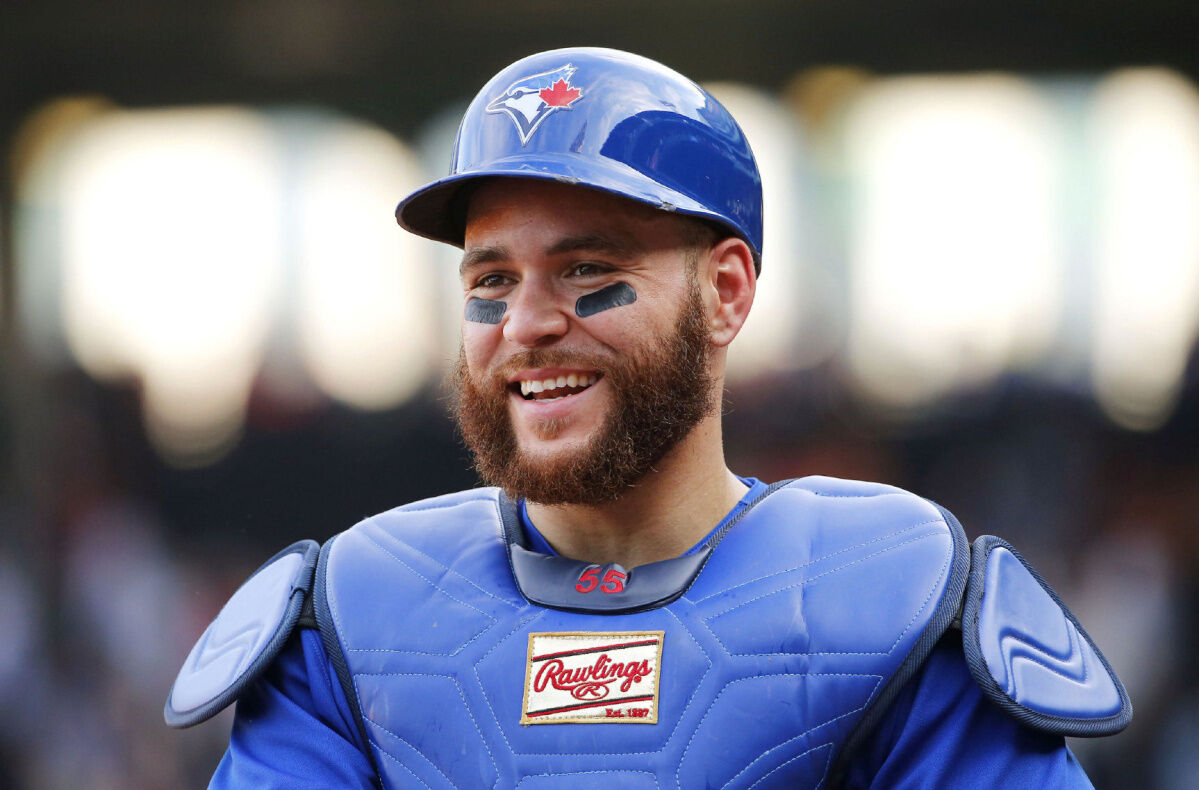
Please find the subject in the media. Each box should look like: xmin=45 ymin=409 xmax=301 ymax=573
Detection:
xmin=540 ymin=78 xmax=582 ymax=108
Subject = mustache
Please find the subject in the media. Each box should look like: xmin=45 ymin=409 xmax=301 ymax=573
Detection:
xmin=487 ymin=348 xmax=615 ymax=383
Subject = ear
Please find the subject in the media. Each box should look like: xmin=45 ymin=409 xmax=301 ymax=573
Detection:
xmin=700 ymin=237 xmax=756 ymax=348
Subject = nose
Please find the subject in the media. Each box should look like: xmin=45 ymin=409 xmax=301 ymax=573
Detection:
xmin=501 ymin=279 xmax=570 ymax=348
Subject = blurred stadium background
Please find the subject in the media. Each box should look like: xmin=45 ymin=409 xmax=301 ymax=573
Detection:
xmin=1 ymin=1 xmax=1197 ymax=787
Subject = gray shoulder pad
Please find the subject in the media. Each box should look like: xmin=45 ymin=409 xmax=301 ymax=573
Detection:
xmin=164 ymin=540 xmax=320 ymax=728
xmin=961 ymin=536 xmax=1132 ymax=737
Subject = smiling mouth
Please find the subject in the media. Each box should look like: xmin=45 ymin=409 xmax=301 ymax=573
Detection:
xmin=513 ymin=373 xmax=601 ymax=401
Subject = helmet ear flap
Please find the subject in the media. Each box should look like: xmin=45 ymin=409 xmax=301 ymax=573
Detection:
xmin=396 ymin=47 xmax=764 ymax=272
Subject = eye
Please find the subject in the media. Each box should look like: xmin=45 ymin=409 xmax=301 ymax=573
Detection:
xmin=568 ymin=262 xmax=609 ymax=278
xmin=471 ymin=272 xmax=513 ymax=290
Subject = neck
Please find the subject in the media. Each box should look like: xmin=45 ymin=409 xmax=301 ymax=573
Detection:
xmin=524 ymin=411 xmax=748 ymax=568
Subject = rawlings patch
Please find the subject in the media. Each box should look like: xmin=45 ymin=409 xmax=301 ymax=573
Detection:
xmin=521 ymin=631 xmax=663 ymax=724
xmin=486 ymin=64 xmax=583 ymax=145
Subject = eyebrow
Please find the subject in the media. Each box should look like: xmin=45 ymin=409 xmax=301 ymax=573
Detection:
xmin=459 ymin=245 xmax=509 ymax=277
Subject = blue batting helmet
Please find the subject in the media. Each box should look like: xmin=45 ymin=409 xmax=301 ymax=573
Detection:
xmin=396 ymin=47 xmax=764 ymax=271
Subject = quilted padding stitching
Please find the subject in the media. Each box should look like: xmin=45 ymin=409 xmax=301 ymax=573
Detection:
xmin=328 ymin=482 xmax=962 ymax=786
xmin=339 ymin=539 xmax=943 ymax=777
xmin=514 ymin=770 xmax=659 ymax=788
xmin=358 ymin=524 xmax=497 ymax=622
xmin=340 ymin=523 xmax=519 ymax=656
xmin=675 ymin=673 xmax=883 ymax=790
xmin=807 ymin=493 xmax=882 ymax=498
xmin=659 ymin=608 xmax=716 ymax=752
xmin=747 ymin=744 xmax=834 ymax=790
xmin=707 ymin=528 xmax=944 ymax=618
xmin=363 ymin=519 xmax=522 ymax=610
xmin=702 ymin=530 xmax=949 ymax=658
xmin=396 ymin=492 xmax=498 ymax=513
xmin=374 ymin=748 xmax=432 ymax=788
xmin=690 ymin=518 xmax=945 ymax=604
xmin=368 ymin=718 xmax=448 ymax=788
xmin=471 ymin=610 xmax=545 ymax=757
xmin=358 ymin=672 xmax=500 ymax=789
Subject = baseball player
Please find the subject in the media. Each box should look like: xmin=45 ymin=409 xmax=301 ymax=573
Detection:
xmin=166 ymin=48 xmax=1131 ymax=788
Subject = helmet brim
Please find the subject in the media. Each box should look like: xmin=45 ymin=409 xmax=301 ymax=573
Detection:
xmin=395 ymin=152 xmax=748 ymax=256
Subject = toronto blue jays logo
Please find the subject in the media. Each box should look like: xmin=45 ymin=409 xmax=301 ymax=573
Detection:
xmin=486 ymin=64 xmax=583 ymax=145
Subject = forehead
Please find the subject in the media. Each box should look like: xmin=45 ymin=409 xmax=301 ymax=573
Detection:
xmin=463 ymin=178 xmax=687 ymax=249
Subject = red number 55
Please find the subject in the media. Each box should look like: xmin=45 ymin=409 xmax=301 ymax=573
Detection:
xmin=575 ymin=566 xmax=627 ymax=594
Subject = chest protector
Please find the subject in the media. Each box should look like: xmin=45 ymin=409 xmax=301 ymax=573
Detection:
xmin=317 ymin=477 xmax=966 ymax=789
xmin=168 ymin=476 xmax=1131 ymax=788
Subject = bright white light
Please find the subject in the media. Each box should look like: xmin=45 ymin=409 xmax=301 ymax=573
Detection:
xmin=415 ymin=103 xmax=473 ymax=367
xmin=294 ymin=120 xmax=436 ymax=410
xmin=844 ymin=75 xmax=1062 ymax=410
xmin=1089 ymin=69 xmax=1199 ymax=430
xmin=705 ymin=83 xmax=823 ymax=380
xmin=13 ymin=96 xmax=117 ymax=366
xmin=58 ymin=107 xmax=283 ymax=464
xmin=25 ymin=103 xmax=438 ymax=464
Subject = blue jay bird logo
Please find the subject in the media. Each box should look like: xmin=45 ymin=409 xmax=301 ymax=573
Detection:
xmin=486 ymin=65 xmax=583 ymax=145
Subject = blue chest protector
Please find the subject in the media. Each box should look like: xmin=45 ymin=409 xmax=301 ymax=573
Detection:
xmin=167 ymin=477 xmax=1131 ymax=789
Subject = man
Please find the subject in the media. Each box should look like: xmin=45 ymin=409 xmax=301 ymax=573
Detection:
xmin=166 ymin=48 xmax=1131 ymax=788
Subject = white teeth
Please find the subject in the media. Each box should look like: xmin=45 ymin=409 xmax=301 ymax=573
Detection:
xmin=517 ymin=373 xmax=599 ymax=398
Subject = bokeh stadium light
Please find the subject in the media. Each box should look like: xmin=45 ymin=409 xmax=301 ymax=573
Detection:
xmin=843 ymin=74 xmax=1063 ymax=412
xmin=56 ymin=106 xmax=283 ymax=464
xmin=12 ymin=67 xmax=1199 ymax=465
xmin=704 ymin=83 xmax=833 ymax=380
xmin=15 ymin=104 xmax=437 ymax=465
xmin=1089 ymin=68 xmax=1199 ymax=431
xmin=290 ymin=115 xmax=438 ymax=412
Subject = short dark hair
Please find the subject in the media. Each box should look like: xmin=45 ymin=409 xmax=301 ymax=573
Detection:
xmin=678 ymin=216 xmax=723 ymax=273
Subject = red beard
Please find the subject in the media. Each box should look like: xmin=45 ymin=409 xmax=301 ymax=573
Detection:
xmin=450 ymin=281 xmax=716 ymax=505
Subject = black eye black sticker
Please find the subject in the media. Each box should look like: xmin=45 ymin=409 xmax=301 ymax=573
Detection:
xmin=465 ymin=297 xmax=507 ymax=324
xmin=575 ymin=282 xmax=637 ymax=318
